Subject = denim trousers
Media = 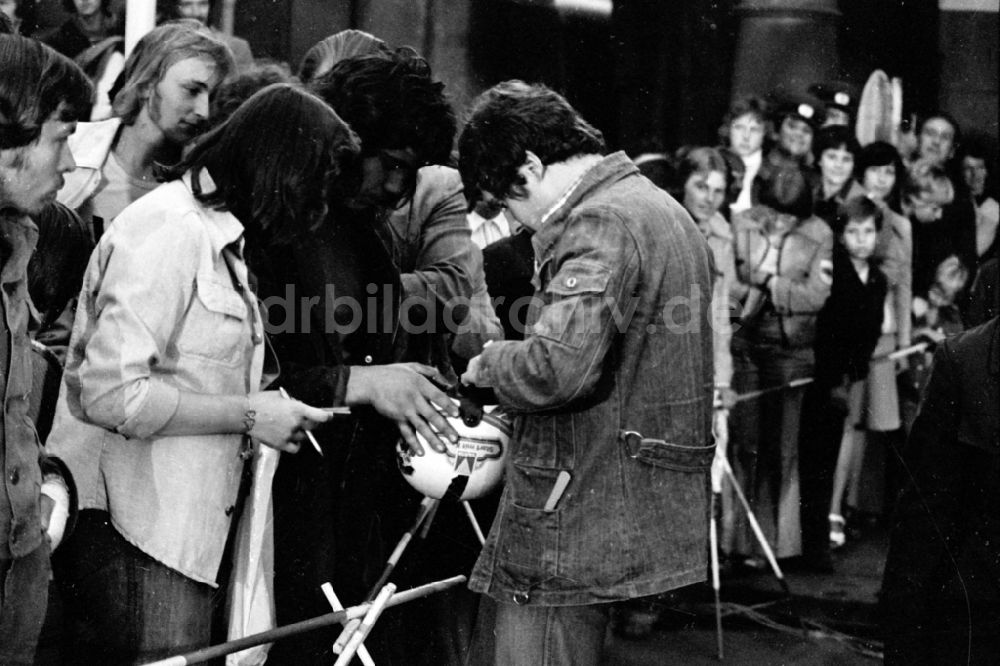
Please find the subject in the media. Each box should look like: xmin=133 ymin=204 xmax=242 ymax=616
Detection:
xmin=53 ymin=510 xmax=220 ymax=666
xmin=493 ymin=601 xmax=610 ymax=666
xmin=728 ymin=337 xmax=813 ymax=560
xmin=0 ymin=541 xmax=50 ymax=666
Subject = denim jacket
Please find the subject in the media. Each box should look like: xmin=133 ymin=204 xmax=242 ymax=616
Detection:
xmin=46 ymin=173 xmax=265 ymax=585
xmin=470 ymin=152 xmax=715 ymax=606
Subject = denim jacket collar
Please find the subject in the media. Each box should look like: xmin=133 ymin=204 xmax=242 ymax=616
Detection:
xmin=531 ymin=151 xmax=637 ymax=261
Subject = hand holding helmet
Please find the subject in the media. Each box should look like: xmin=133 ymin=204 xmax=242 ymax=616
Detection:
xmin=396 ymin=401 xmax=512 ymax=501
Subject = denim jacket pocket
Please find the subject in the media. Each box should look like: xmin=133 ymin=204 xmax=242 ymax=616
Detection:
xmin=177 ymin=274 xmax=248 ymax=365
xmin=544 ymin=258 xmax=611 ymax=297
xmin=620 ymin=430 xmax=714 ymax=472
xmin=494 ymin=502 xmax=561 ymax=599
xmin=532 ymin=259 xmax=612 ymax=349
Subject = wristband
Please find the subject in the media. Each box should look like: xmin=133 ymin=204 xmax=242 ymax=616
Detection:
xmin=243 ymin=397 xmax=257 ymax=434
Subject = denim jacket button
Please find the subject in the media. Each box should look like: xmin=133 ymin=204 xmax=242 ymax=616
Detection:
xmin=364 ymin=355 xmax=373 ymax=364
xmin=512 ymin=591 xmax=530 ymax=605
xmin=566 ymin=277 xmax=577 ymax=288
xmin=8 ymin=467 xmax=19 ymax=485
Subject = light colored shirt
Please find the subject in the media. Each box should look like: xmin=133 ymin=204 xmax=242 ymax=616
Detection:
xmin=467 ymin=210 xmax=511 ymax=249
xmin=732 ymin=149 xmax=762 ymax=214
xmin=90 ymin=149 xmax=159 ymax=227
xmin=46 ymin=172 xmax=265 ymax=585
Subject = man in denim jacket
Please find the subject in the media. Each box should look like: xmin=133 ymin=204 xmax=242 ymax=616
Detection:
xmin=459 ymin=81 xmax=715 ymax=665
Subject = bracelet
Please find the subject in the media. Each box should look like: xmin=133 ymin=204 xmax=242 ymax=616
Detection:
xmin=243 ymin=398 xmax=256 ymax=434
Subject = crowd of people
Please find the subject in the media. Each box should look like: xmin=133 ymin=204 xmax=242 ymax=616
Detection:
xmin=0 ymin=4 xmax=997 ymax=666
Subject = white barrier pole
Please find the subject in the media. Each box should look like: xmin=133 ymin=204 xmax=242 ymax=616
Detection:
xmin=125 ymin=0 xmax=157 ymax=58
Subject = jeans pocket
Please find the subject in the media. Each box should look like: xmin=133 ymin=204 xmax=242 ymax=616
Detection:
xmin=620 ymin=430 xmax=714 ymax=472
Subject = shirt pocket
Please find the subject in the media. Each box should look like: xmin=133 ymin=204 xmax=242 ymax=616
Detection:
xmin=177 ymin=274 xmax=248 ymax=365
xmin=533 ymin=259 xmax=612 ymax=349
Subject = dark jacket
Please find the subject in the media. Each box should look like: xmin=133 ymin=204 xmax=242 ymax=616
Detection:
xmin=813 ymin=244 xmax=887 ymax=388
xmin=881 ymin=317 xmax=1000 ymax=665
xmin=482 ymin=228 xmax=535 ymax=342
xmin=0 ymin=212 xmax=75 ymax=560
xmin=470 ymin=152 xmax=715 ymax=605
xmin=28 ymin=202 xmax=94 ymax=361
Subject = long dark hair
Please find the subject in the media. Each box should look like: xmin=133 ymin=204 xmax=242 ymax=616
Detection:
xmin=854 ymin=141 xmax=905 ymax=213
xmin=169 ymin=83 xmax=360 ymax=244
xmin=0 ymin=35 xmax=92 ymax=149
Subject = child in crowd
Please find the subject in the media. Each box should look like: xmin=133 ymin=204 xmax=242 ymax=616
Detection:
xmin=827 ymin=142 xmax=912 ymax=547
xmin=801 ymin=196 xmax=887 ymax=570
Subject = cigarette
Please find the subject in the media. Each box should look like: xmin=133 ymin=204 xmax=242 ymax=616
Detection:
xmin=279 ymin=387 xmax=323 ymax=457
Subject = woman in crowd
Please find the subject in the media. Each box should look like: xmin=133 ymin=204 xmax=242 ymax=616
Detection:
xmin=57 ymin=19 xmax=233 ymax=240
xmin=828 ymin=141 xmax=912 ymax=547
xmin=728 ymin=165 xmax=832 ymax=562
xmin=719 ymin=95 xmax=770 ymax=214
xmin=47 ymin=83 xmax=354 ymax=664
xmin=811 ymin=124 xmax=860 ymax=220
xmin=675 ymin=146 xmax=740 ymax=409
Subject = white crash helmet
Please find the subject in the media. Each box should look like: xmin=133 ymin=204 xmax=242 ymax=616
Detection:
xmin=396 ymin=410 xmax=512 ymax=501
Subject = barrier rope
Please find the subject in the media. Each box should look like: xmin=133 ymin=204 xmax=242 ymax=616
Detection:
xmin=732 ymin=341 xmax=930 ymax=405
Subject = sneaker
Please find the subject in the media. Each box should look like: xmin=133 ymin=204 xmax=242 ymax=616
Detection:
xmin=829 ymin=513 xmax=846 ymax=548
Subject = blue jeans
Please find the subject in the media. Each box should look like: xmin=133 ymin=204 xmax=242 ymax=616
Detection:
xmin=53 ymin=510 xmax=220 ymax=666
xmin=0 ymin=542 xmax=50 ymax=666
xmin=494 ymin=601 xmax=610 ymax=666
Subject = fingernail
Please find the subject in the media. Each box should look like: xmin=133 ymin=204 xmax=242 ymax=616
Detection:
xmin=450 ymin=433 xmax=459 ymax=443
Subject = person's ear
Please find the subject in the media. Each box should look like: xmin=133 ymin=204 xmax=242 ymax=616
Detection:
xmin=522 ymin=151 xmax=545 ymax=182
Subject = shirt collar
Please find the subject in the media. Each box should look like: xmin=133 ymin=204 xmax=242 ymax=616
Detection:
xmin=532 ymin=151 xmax=637 ymax=259
xmin=67 ymin=118 xmax=123 ymax=170
xmin=468 ymin=210 xmax=511 ymax=236
xmin=183 ymin=168 xmax=246 ymax=254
